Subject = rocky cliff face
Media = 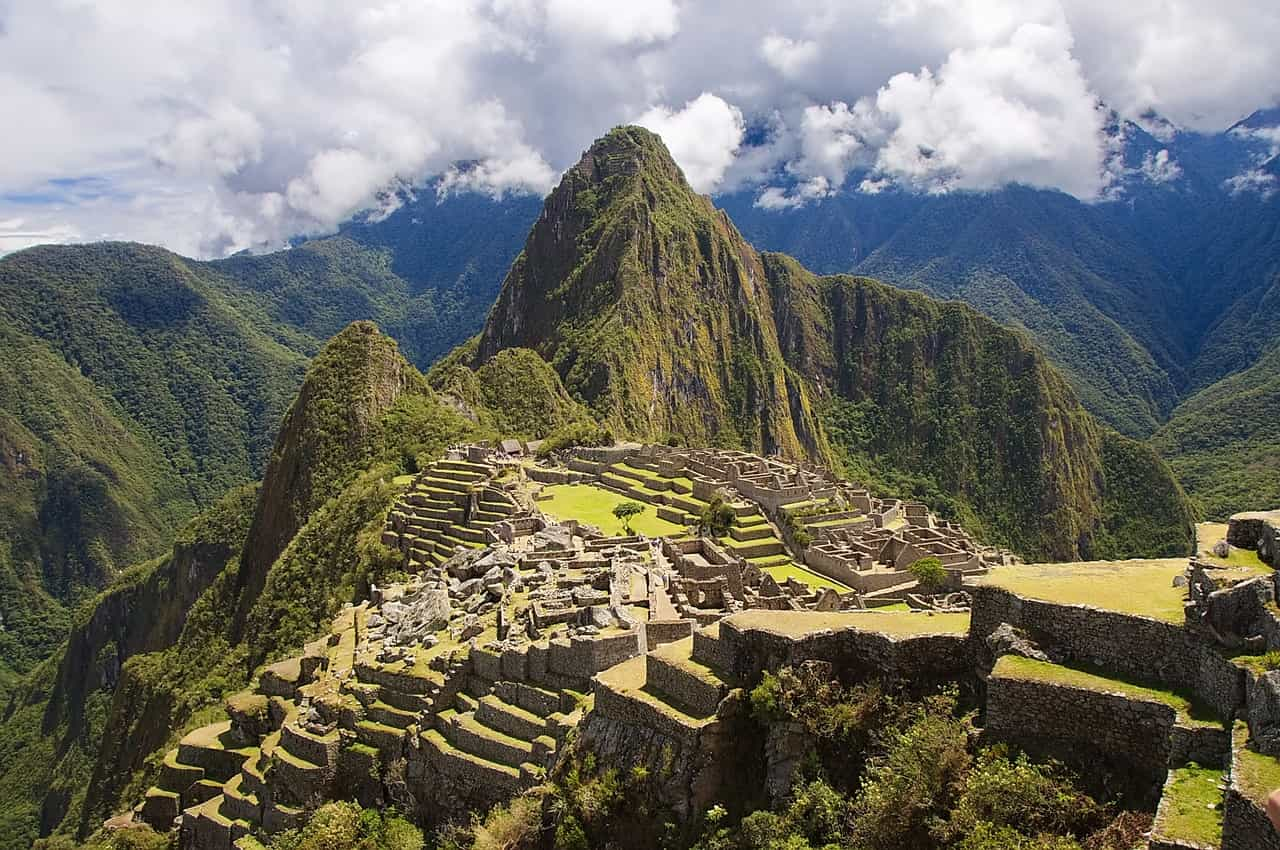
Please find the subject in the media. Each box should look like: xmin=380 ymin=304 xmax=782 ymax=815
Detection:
xmin=472 ymin=127 xmax=1194 ymax=560
xmin=0 ymin=485 xmax=254 ymax=848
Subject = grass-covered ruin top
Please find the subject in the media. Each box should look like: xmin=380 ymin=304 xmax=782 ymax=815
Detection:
xmin=993 ymin=655 xmax=1219 ymax=727
xmin=976 ymin=559 xmax=1189 ymax=622
xmin=535 ymin=483 xmax=685 ymax=537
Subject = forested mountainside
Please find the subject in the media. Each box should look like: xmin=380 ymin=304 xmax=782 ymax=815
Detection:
xmin=0 ymin=198 xmax=531 ymax=689
xmin=718 ymin=111 xmax=1280 ymax=515
xmin=470 ymin=126 xmax=1193 ymax=560
xmin=0 ymin=322 xmax=588 ymax=848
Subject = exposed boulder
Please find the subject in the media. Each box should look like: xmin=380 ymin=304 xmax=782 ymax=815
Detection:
xmin=985 ymin=622 xmax=1051 ymax=663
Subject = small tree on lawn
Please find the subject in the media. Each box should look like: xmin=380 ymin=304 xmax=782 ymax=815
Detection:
xmin=909 ymin=556 xmax=947 ymax=591
xmin=613 ymin=501 xmax=645 ymax=535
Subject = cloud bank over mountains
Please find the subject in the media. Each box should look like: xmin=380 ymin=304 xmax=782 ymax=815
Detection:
xmin=1 ymin=0 xmax=1278 ymax=256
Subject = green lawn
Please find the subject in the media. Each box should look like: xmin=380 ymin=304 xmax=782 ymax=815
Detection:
xmin=536 ymin=484 xmax=685 ymax=537
xmin=1154 ymin=765 xmax=1224 ymax=847
xmin=993 ymin=655 xmax=1219 ymax=726
xmin=1234 ymin=721 xmax=1280 ymax=807
xmin=764 ymin=563 xmax=850 ymax=592
xmin=976 ymin=559 xmax=1189 ymax=622
xmin=871 ymin=602 xmax=911 ymax=612
xmin=1197 ymin=522 xmax=1271 ymax=575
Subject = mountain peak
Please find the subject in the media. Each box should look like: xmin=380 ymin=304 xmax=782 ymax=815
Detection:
xmin=573 ymin=124 xmax=688 ymax=187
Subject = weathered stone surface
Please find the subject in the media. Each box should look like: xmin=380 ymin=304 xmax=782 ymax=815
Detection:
xmin=1248 ymin=671 xmax=1280 ymax=756
xmin=985 ymin=622 xmax=1051 ymax=663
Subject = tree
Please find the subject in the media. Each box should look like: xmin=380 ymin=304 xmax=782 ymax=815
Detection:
xmin=613 ymin=501 xmax=645 ymax=534
xmin=909 ymin=556 xmax=947 ymax=590
xmin=699 ymin=495 xmax=736 ymax=537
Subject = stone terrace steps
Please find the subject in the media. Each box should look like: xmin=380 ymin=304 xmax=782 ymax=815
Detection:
xmin=436 ymin=691 xmax=559 ymax=772
xmin=593 ymin=655 xmax=719 ymax=743
xmin=644 ymin=636 xmax=732 ymax=718
xmin=183 ymin=794 xmax=254 ymax=849
xmin=419 ymin=728 xmax=525 ymax=791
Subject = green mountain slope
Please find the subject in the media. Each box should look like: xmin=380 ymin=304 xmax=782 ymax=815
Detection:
xmin=0 ymin=321 xmax=191 ymax=692
xmin=850 ymin=188 xmax=1185 ymax=435
xmin=0 ymin=221 xmax=528 ymax=682
xmin=475 ymin=127 xmax=826 ymax=458
xmin=0 ymin=321 xmax=581 ymax=848
xmin=1153 ymin=341 xmax=1280 ymax=518
xmin=471 ymin=126 xmax=1194 ymax=560
xmin=0 ymin=244 xmax=308 ymax=685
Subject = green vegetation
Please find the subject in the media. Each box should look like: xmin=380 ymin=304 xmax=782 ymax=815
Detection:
xmin=612 ymin=500 xmax=647 ymax=535
xmin=993 ymin=655 xmax=1218 ymax=726
xmin=264 ymin=800 xmax=423 ymax=850
xmin=1154 ymin=342 xmax=1280 ymax=519
xmin=0 ymin=324 xmax=487 ymax=849
xmin=1233 ymin=650 xmax=1280 ymax=674
xmin=909 ymin=556 xmax=946 ymax=590
xmin=537 ymin=484 xmax=683 ymax=537
xmin=1153 ymin=765 xmax=1224 ymax=847
xmin=762 ymin=563 xmax=850 ymax=593
xmin=699 ymin=496 xmax=736 ymax=538
xmin=978 ymin=559 xmax=1189 ymax=622
xmin=446 ymin=671 xmax=1140 ymax=850
xmin=1234 ymin=722 xmax=1280 ymax=807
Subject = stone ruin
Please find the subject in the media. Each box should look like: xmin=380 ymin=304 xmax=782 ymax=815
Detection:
xmin=122 ymin=442 xmax=1028 ymax=850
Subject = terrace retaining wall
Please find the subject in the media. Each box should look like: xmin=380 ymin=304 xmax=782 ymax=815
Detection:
xmin=985 ymin=674 xmax=1180 ymax=806
xmin=716 ymin=619 xmax=972 ymax=691
xmin=970 ymin=586 xmax=1245 ymax=721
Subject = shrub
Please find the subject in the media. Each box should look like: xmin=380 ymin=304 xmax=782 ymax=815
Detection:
xmin=909 ymin=556 xmax=947 ymax=590
xmin=938 ymin=750 xmax=1103 ymax=842
xmin=1262 ymin=650 xmax=1280 ymax=671
xmin=699 ymin=496 xmax=736 ymax=538
xmin=470 ymin=795 xmax=543 ymax=850
xmin=750 ymin=671 xmax=785 ymax=722
xmin=847 ymin=690 xmax=973 ymax=850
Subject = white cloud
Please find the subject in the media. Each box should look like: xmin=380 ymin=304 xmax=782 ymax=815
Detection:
xmin=0 ymin=218 xmax=80 ymax=256
xmin=635 ymin=93 xmax=745 ymax=193
xmin=860 ymin=9 xmax=1108 ymax=198
xmin=1139 ymin=149 xmax=1182 ymax=184
xmin=761 ymin=35 xmax=820 ymax=78
xmin=544 ymin=0 xmax=681 ymax=46
xmin=0 ymin=0 xmax=1278 ymax=253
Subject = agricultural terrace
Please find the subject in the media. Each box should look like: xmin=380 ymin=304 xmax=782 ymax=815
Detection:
xmin=975 ymin=559 xmax=1188 ymax=623
xmin=993 ymin=655 xmax=1219 ymax=727
xmin=535 ymin=483 xmax=685 ymax=537
xmin=1152 ymin=765 xmax=1224 ymax=848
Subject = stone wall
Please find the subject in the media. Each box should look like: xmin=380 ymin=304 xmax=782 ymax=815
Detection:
xmin=644 ymin=619 xmax=695 ymax=650
xmin=1228 ymin=513 xmax=1280 ymax=568
xmin=984 ymin=674 xmax=1177 ymax=806
xmin=970 ymin=586 xmax=1245 ymax=721
xmin=717 ymin=620 xmax=972 ymax=691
